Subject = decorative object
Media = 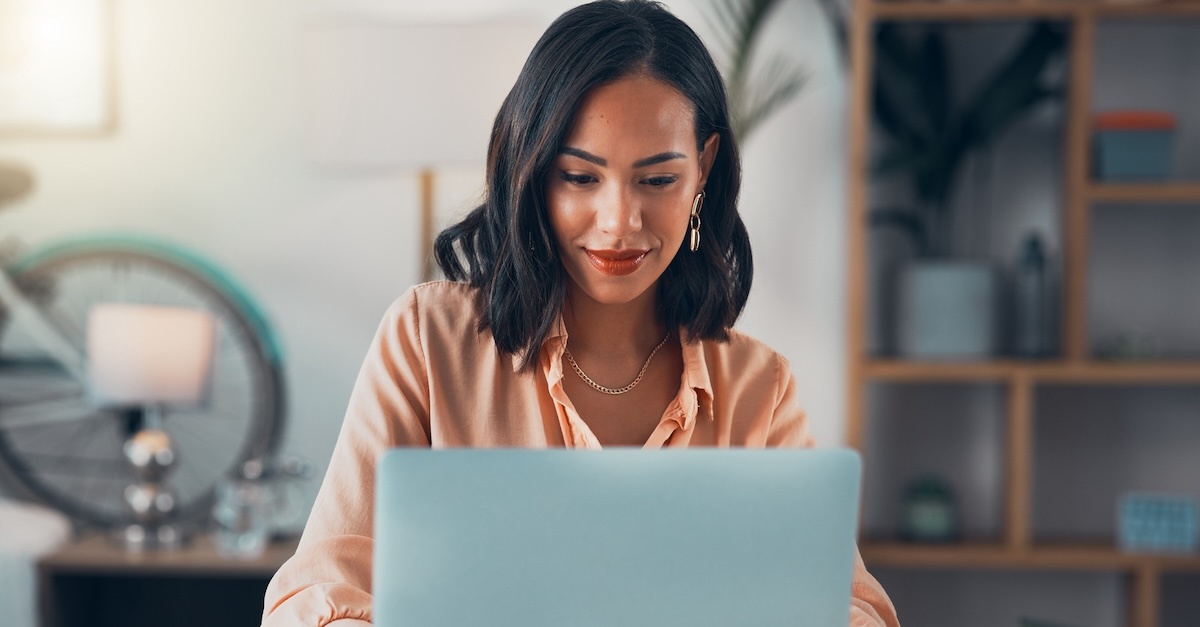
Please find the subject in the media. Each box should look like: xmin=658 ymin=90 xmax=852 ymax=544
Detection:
xmin=1092 ymin=110 xmax=1176 ymax=181
xmin=303 ymin=21 xmax=542 ymax=281
xmin=897 ymin=261 xmax=999 ymax=359
xmin=1118 ymin=492 xmax=1198 ymax=554
xmin=1012 ymin=231 xmax=1052 ymax=358
xmin=87 ymin=303 xmax=216 ymax=551
xmin=900 ymin=475 xmax=959 ymax=543
xmin=0 ymin=0 xmax=114 ymax=134
xmin=689 ymin=191 xmax=704 ymax=252
xmin=211 ymin=456 xmax=311 ymax=560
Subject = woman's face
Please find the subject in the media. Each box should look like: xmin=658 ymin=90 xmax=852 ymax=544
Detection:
xmin=546 ymin=74 xmax=718 ymax=307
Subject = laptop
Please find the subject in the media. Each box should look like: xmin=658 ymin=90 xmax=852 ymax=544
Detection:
xmin=374 ymin=448 xmax=861 ymax=627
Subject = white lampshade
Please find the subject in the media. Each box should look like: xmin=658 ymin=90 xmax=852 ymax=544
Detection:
xmin=86 ymin=303 xmax=216 ymax=406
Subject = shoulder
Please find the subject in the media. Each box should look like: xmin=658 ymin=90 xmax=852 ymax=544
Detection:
xmin=383 ymin=281 xmax=484 ymax=329
xmin=701 ymin=327 xmax=791 ymax=377
xmin=380 ymin=281 xmax=493 ymax=355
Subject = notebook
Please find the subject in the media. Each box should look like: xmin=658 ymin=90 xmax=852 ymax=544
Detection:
xmin=374 ymin=448 xmax=861 ymax=627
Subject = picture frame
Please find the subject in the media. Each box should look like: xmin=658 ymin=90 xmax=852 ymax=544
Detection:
xmin=0 ymin=0 xmax=116 ymax=135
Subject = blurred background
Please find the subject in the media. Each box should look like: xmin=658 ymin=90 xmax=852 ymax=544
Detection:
xmin=2 ymin=0 xmax=1199 ymax=626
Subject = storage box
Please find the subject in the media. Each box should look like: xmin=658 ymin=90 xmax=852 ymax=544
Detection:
xmin=1118 ymin=493 xmax=1198 ymax=554
xmin=1092 ymin=110 xmax=1176 ymax=181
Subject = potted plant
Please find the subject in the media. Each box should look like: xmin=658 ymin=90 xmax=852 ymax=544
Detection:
xmin=870 ymin=22 xmax=1066 ymax=359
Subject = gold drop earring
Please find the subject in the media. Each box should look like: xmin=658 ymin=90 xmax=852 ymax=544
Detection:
xmin=689 ymin=190 xmax=705 ymax=252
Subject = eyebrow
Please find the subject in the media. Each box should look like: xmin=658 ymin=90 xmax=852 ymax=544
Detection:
xmin=558 ymin=147 xmax=687 ymax=168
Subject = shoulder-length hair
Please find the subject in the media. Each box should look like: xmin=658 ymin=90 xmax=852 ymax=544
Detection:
xmin=434 ymin=0 xmax=751 ymax=371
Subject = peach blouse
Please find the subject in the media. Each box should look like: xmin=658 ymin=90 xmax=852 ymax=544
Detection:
xmin=261 ymin=281 xmax=899 ymax=627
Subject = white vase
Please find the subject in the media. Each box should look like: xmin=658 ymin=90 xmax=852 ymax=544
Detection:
xmin=897 ymin=261 xmax=1000 ymax=360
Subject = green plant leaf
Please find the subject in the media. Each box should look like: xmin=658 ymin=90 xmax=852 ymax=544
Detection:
xmin=959 ymin=23 xmax=1066 ymax=148
xmin=873 ymin=24 xmax=938 ymax=147
xmin=919 ymin=29 xmax=950 ymax=135
xmin=703 ymin=0 xmax=806 ymax=142
xmin=872 ymin=146 xmax=927 ymax=177
xmin=737 ymin=56 xmax=806 ymax=139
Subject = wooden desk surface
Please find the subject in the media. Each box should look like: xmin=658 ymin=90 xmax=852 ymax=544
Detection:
xmin=38 ymin=532 xmax=300 ymax=578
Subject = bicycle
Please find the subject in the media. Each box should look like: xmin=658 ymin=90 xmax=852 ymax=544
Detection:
xmin=0 ymin=164 xmax=286 ymax=530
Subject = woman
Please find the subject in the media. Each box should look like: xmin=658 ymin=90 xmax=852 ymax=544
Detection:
xmin=262 ymin=1 xmax=898 ymax=625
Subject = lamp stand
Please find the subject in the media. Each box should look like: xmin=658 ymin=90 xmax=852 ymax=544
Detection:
xmin=420 ymin=168 xmax=437 ymax=282
xmin=119 ymin=405 xmax=182 ymax=551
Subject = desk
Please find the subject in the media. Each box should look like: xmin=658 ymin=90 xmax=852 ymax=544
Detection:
xmin=37 ymin=533 xmax=298 ymax=627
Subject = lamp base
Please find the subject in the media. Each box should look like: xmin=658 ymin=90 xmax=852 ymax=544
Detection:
xmin=117 ymin=522 xmax=183 ymax=552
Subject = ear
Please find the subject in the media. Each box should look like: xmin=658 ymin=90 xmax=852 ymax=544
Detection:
xmin=697 ymin=132 xmax=720 ymax=191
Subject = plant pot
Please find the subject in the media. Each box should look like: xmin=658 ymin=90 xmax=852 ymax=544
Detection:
xmin=897 ymin=260 xmax=1000 ymax=360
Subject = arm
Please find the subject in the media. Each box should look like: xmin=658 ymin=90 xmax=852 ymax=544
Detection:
xmin=766 ymin=354 xmax=901 ymax=627
xmin=262 ymin=290 xmax=432 ymax=627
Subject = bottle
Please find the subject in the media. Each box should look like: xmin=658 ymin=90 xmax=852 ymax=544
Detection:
xmin=1013 ymin=233 xmax=1050 ymax=358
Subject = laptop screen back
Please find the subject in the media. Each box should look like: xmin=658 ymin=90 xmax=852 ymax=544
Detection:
xmin=374 ymin=448 xmax=861 ymax=627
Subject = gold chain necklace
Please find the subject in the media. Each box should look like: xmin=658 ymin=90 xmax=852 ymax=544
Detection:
xmin=563 ymin=332 xmax=671 ymax=395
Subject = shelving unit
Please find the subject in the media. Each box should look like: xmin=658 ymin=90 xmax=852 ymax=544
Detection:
xmin=846 ymin=2 xmax=1200 ymax=626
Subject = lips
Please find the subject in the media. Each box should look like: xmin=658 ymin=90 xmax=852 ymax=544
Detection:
xmin=585 ymin=249 xmax=648 ymax=276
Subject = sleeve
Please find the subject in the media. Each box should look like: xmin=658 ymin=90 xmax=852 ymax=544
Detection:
xmin=262 ymin=289 xmax=432 ymax=627
xmin=767 ymin=354 xmax=902 ymax=627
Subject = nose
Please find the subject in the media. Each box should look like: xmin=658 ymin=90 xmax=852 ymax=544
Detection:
xmin=595 ymin=184 xmax=641 ymax=239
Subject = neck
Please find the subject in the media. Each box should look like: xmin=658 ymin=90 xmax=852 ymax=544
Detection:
xmin=561 ymin=282 xmax=666 ymax=358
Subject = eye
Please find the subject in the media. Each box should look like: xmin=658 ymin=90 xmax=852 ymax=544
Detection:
xmin=642 ymin=175 xmax=678 ymax=187
xmin=559 ymin=171 xmax=597 ymax=186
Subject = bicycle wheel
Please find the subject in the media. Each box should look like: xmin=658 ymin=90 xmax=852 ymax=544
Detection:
xmin=0 ymin=234 xmax=286 ymax=528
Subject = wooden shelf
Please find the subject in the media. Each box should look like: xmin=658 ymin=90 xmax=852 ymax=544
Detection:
xmin=1090 ymin=182 xmax=1200 ymax=204
xmin=872 ymin=0 xmax=1200 ymax=21
xmin=848 ymin=2 xmax=1197 ymax=623
xmin=863 ymin=359 xmax=1200 ymax=384
xmin=861 ymin=541 xmax=1200 ymax=572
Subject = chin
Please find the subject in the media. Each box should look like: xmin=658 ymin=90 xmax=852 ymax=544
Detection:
xmin=578 ymin=281 xmax=656 ymax=305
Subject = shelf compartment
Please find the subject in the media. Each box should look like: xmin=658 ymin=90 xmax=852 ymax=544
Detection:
xmin=1089 ymin=204 xmax=1200 ymax=359
xmin=1033 ymin=385 xmax=1200 ymax=544
xmin=1162 ymin=573 xmax=1200 ymax=627
xmin=862 ymin=383 xmax=1009 ymax=544
xmin=868 ymin=566 xmax=1124 ymax=627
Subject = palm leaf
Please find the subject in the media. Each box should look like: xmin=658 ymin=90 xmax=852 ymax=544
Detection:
xmin=703 ymin=0 xmax=804 ymax=142
xmin=736 ymin=56 xmax=806 ymax=139
xmin=959 ymin=22 xmax=1066 ymax=148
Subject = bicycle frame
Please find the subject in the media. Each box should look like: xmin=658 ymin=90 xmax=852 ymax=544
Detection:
xmin=0 ymin=263 xmax=87 ymax=382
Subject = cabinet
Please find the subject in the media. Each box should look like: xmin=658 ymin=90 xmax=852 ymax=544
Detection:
xmin=37 ymin=534 xmax=297 ymax=627
xmin=845 ymin=2 xmax=1200 ymax=626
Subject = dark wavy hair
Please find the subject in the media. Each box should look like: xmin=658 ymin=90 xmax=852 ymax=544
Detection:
xmin=434 ymin=0 xmax=752 ymax=371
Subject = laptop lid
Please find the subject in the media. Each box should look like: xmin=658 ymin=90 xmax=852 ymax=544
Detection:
xmin=374 ymin=448 xmax=861 ymax=627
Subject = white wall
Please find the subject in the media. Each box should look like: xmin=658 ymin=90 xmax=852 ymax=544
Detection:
xmin=0 ymin=0 xmax=849 ymax=514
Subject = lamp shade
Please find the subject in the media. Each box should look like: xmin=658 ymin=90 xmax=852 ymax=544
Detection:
xmin=86 ymin=303 xmax=216 ymax=406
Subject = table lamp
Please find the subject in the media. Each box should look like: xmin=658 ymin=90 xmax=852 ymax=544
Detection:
xmin=86 ymin=303 xmax=216 ymax=551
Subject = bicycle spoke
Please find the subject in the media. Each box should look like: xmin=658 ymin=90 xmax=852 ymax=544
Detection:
xmin=0 ymin=398 xmax=109 ymax=429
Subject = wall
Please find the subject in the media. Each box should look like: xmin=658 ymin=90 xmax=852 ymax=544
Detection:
xmin=0 ymin=0 xmax=850 ymax=518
